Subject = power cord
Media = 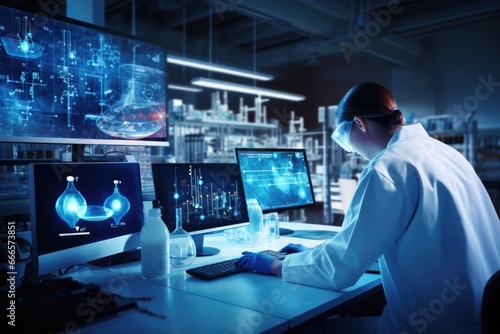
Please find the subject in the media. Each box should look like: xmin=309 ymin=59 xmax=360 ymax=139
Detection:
xmin=114 ymin=294 xmax=166 ymax=319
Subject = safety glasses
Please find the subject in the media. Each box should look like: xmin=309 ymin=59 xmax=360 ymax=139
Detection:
xmin=331 ymin=120 xmax=355 ymax=153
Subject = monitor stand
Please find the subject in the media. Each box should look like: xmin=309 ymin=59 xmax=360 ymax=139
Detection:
xmin=192 ymin=234 xmax=220 ymax=257
xmin=279 ymin=227 xmax=294 ymax=235
xmin=88 ymin=248 xmax=141 ymax=267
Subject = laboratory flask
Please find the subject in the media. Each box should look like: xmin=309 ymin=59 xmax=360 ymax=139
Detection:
xmin=170 ymin=207 xmax=196 ymax=268
xmin=96 ymin=64 xmax=165 ymax=139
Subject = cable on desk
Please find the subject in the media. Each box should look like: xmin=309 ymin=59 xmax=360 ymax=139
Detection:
xmin=113 ymin=293 xmax=166 ymax=319
xmin=114 ymin=294 xmax=153 ymax=302
xmin=135 ymin=305 xmax=167 ymax=319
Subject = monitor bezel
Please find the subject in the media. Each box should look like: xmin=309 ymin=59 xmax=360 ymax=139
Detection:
xmin=0 ymin=4 xmax=169 ymax=147
xmin=234 ymin=147 xmax=317 ymax=214
xmin=27 ymin=162 xmax=144 ymax=282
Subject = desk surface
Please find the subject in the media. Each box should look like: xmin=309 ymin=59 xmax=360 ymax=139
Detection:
xmin=66 ymin=222 xmax=382 ymax=333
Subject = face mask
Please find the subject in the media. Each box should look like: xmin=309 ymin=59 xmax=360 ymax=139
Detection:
xmin=331 ymin=120 xmax=355 ymax=153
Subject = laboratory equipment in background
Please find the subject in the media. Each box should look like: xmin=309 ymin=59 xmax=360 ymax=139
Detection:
xmin=168 ymin=92 xmax=280 ymax=163
xmin=417 ymin=113 xmax=478 ymax=167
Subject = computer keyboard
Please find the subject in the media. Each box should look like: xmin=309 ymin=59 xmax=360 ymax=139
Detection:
xmin=186 ymin=250 xmax=288 ymax=280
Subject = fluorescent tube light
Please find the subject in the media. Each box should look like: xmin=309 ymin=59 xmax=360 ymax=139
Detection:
xmin=168 ymin=84 xmax=203 ymax=92
xmin=167 ymin=55 xmax=274 ymax=81
xmin=191 ymin=77 xmax=305 ymax=101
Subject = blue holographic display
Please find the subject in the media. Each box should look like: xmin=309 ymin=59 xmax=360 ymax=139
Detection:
xmin=235 ymin=148 xmax=316 ymax=213
xmin=0 ymin=5 xmax=167 ymax=143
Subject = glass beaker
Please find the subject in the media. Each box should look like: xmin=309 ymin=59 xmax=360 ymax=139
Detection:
xmin=262 ymin=212 xmax=279 ymax=241
xmin=170 ymin=207 xmax=196 ymax=268
xmin=96 ymin=64 xmax=165 ymax=139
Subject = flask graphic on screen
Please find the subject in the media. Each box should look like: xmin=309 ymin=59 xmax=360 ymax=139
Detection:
xmin=96 ymin=45 xmax=164 ymax=139
xmin=55 ymin=176 xmax=87 ymax=229
xmin=104 ymin=180 xmax=131 ymax=226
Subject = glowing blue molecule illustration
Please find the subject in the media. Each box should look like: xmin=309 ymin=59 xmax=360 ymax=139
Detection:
xmin=103 ymin=180 xmax=130 ymax=226
xmin=55 ymin=176 xmax=87 ymax=229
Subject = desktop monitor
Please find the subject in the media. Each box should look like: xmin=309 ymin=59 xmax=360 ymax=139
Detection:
xmin=234 ymin=148 xmax=316 ymax=232
xmin=0 ymin=4 xmax=167 ymax=147
xmin=151 ymin=163 xmax=249 ymax=256
xmin=27 ymin=162 xmax=144 ymax=282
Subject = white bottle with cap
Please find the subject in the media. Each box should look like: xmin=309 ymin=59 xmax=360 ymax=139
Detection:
xmin=141 ymin=200 xmax=170 ymax=278
xmin=247 ymin=198 xmax=264 ymax=244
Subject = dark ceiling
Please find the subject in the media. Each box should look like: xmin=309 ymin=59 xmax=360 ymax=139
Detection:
xmin=104 ymin=0 xmax=500 ymax=75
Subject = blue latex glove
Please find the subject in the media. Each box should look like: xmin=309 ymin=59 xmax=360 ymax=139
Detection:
xmin=279 ymin=243 xmax=310 ymax=254
xmin=234 ymin=251 xmax=274 ymax=275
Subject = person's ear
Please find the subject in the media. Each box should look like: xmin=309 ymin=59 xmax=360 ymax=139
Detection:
xmin=354 ymin=116 xmax=367 ymax=133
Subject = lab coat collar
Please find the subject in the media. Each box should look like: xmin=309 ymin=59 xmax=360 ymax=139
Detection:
xmin=369 ymin=123 xmax=428 ymax=162
xmin=387 ymin=123 xmax=428 ymax=149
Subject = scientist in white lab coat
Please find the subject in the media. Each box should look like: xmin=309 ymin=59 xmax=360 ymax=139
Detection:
xmin=236 ymin=82 xmax=500 ymax=333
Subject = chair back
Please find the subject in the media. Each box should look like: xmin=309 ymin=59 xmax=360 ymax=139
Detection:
xmin=482 ymin=269 xmax=500 ymax=333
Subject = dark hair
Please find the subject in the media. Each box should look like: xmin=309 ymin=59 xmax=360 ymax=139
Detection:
xmin=335 ymin=82 xmax=404 ymax=128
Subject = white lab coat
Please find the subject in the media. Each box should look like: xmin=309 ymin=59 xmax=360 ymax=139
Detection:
xmin=282 ymin=123 xmax=500 ymax=333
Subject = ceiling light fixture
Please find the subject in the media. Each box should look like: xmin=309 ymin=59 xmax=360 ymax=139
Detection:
xmin=168 ymin=84 xmax=202 ymax=92
xmin=167 ymin=55 xmax=274 ymax=81
xmin=191 ymin=77 xmax=305 ymax=101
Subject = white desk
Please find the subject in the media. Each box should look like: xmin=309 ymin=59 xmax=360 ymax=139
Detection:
xmin=65 ymin=222 xmax=382 ymax=333
xmin=69 ymin=266 xmax=288 ymax=333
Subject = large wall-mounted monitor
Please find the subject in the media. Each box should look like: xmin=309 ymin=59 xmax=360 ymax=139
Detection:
xmin=151 ymin=163 xmax=249 ymax=255
xmin=234 ymin=148 xmax=316 ymax=214
xmin=0 ymin=4 xmax=167 ymax=147
xmin=27 ymin=162 xmax=144 ymax=282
